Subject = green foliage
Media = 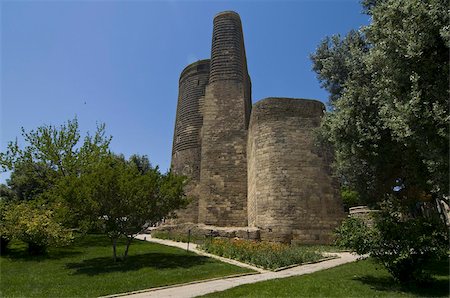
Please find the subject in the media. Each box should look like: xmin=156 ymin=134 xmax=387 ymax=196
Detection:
xmin=0 ymin=119 xmax=112 ymax=254
xmin=340 ymin=187 xmax=360 ymax=210
xmin=0 ymin=118 xmax=111 ymax=203
xmin=1 ymin=234 xmax=252 ymax=297
xmin=0 ymin=184 xmax=17 ymax=202
xmin=59 ymin=154 xmax=188 ymax=261
xmin=312 ymin=1 xmax=449 ymax=284
xmin=3 ymin=202 xmax=73 ymax=255
xmin=0 ymin=119 xmax=188 ymax=261
xmin=200 ymin=239 xmax=323 ymax=270
xmin=334 ymin=217 xmax=375 ymax=254
xmin=0 ymin=200 xmax=11 ymax=253
xmin=335 ymin=199 xmax=448 ymax=284
xmin=311 ymin=0 xmax=449 ymax=202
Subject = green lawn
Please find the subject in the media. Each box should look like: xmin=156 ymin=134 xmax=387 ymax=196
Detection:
xmin=202 ymin=258 xmax=449 ymax=298
xmin=0 ymin=234 xmax=254 ymax=297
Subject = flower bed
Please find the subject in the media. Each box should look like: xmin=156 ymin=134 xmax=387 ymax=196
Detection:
xmin=200 ymin=238 xmax=324 ymax=270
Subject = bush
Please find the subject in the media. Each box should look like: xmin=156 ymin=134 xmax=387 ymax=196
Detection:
xmin=335 ymin=199 xmax=448 ymax=284
xmin=200 ymin=238 xmax=323 ymax=270
xmin=0 ymin=201 xmax=12 ymax=254
xmin=340 ymin=187 xmax=361 ymax=211
xmin=4 ymin=202 xmax=73 ymax=255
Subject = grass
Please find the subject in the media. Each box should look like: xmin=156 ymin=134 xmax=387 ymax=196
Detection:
xmin=201 ymin=258 xmax=449 ymax=297
xmin=0 ymin=234 xmax=254 ymax=297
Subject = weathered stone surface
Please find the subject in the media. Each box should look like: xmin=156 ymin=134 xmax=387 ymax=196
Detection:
xmin=197 ymin=11 xmax=251 ymax=227
xmin=168 ymin=11 xmax=345 ymax=244
xmin=171 ymin=59 xmax=210 ymax=223
xmin=172 ymin=59 xmax=210 ymax=180
xmin=247 ymin=98 xmax=345 ymax=244
xmin=151 ymin=224 xmax=260 ymax=241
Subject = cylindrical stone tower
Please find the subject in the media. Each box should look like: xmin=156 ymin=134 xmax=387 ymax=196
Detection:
xmin=198 ymin=11 xmax=252 ymax=226
xmin=247 ymin=98 xmax=345 ymax=243
xmin=171 ymin=59 xmax=210 ymax=223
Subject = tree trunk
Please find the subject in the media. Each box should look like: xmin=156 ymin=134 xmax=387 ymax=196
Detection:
xmin=112 ymin=237 xmax=117 ymax=262
xmin=123 ymin=237 xmax=133 ymax=260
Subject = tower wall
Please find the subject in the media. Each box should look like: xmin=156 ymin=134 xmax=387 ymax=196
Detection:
xmin=198 ymin=11 xmax=251 ymax=226
xmin=248 ymin=98 xmax=345 ymax=243
xmin=171 ymin=59 xmax=210 ymax=223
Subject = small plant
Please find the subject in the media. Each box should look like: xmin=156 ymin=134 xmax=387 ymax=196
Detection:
xmin=335 ymin=198 xmax=449 ymax=284
xmin=200 ymin=238 xmax=323 ymax=270
xmin=3 ymin=202 xmax=73 ymax=255
xmin=340 ymin=187 xmax=361 ymax=211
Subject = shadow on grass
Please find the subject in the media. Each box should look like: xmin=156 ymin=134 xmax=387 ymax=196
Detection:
xmin=70 ymin=234 xmax=115 ymax=248
xmin=66 ymin=252 xmax=212 ymax=276
xmin=354 ymin=259 xmax=449 ymax=297
xmin=355 ymin=275 xmax=449 ymax=297
xmin=3 ymin=245 xmax=83 ymax=261
xmin=2 ymin=235 xmax=115 ymax=261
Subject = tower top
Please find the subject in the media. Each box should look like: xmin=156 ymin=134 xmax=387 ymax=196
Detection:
xmin=214 ymin=11 xmax=241 ymax=19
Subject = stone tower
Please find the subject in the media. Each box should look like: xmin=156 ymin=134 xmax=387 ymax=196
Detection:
xmin=247 ymin=98 xmax=345 ymax=244
xmin=198 ymin=11 xmax=252 ymax=226
xmin=171 ymin=59 xmax=210 ymax=223
xmin=169 ymin=11 xmax=345 ymax=243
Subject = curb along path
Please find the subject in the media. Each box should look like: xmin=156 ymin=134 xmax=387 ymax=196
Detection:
xmin=115 ymin=235 xmax=359 ymax=298
xmin=135 ymin=234 xmax=269 ymax=273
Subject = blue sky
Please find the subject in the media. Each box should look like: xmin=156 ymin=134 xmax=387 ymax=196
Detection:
xmin=1 ymin=0 xmax=369 ymax=183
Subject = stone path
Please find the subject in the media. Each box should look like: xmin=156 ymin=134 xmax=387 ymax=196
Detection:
xmin=107 ymin=235 xmax=359 ymax=298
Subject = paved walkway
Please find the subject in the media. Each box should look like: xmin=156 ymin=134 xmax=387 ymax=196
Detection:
xmin=135 ymin=234 xmax=269 ymax=273
xmin=109 ymin=235 xmax=359 ymax=298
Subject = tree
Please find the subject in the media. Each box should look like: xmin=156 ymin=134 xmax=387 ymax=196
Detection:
xmin=0 ymin=118 xmax=111 ymax=202
xmin=311 ymin=0 xmax=448 ymax=204
xmin=311 ymin=0 xmax=449 ymax=283
xmin=63 ymin=154 xmax=188 ymax=262
xmin=335 ymin=199 xmax=448 ymax=283
xmin=0 ymin=119 xmax=111 ymax=254
xmin=0 ymin=119 xmax=111 ymax=228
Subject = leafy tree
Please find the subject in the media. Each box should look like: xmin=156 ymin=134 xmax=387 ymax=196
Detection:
xmin=0 ymin=119 xmax=111 ymax=254
xmin=62 ymin=154 xmax=188 ymax=262
xmin=0 ymin=118 xmax=111 ymax=203
xmin=0 ymin=184 xmax=16 ymax=202
xmin=311 ymin=0 xmax=448 ymax=204
xmin=336 ymin=199 xmax=448 ymax=284
xmin=0 ymin=119 xmax=111 ymax=228
xmin=3 ymin=201 xmax=73 ymax=255
xmin=312 ymin=0 xmax=449 ymax=283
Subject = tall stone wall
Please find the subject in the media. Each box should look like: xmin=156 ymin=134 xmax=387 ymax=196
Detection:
xmin=247 ymin=98 xmax=345 ymax=243
xmin=198 ymin=11 xmax=251 ymax=226
xmin=171 ymin=59 xmax=210 ymax=223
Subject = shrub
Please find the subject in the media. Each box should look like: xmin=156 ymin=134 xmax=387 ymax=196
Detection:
xmin=4 ymin=202 xmax=73 ymax=255
xmin=0 ymin=201 xmax=12 ymax=254
xmin=200 ymin=238 xmax=323 ymax=270
xmin=340 ymin=187 xmax=361 ymax=211
xmin=335 ymin=199 xmax=448 ymax=284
